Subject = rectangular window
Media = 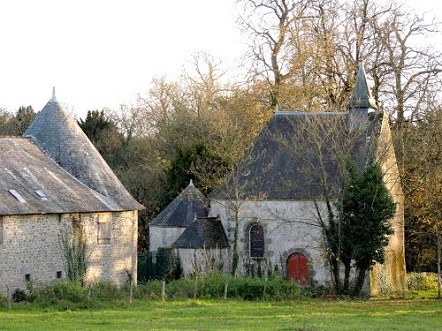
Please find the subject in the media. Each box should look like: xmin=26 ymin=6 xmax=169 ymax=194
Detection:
xmin=97 ymin=214 xmax=111 ymax=244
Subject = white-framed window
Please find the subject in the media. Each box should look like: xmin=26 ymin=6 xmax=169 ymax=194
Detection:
xmin=249 ymin=223 xmax=264 ymax=258
xmin=97 ymin=214 xmax=111 ymax=244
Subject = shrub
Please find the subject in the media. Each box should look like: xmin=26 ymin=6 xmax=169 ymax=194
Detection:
xmin=30 ymin=280 xmax=131 ymax=309
xmin=155 ymin=274 xmax=305 ymax=301
xmin=407 ymin=272 xmax=438 ymax=291
xmin=32 ymin=282 xmax=87 ymax=306
xmin=135 ymin=280 xmax=163 ymax=300
xmin=12 ymin=289 xmax=27 ymax=303
xmin=90 ymin=281 xmax=124 ymax=301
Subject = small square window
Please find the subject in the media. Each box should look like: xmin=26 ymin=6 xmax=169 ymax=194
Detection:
xmin=56 ymin=271 xmax=62 ymax=279
xmin=25 ymin=274 xmax=31 ymax=282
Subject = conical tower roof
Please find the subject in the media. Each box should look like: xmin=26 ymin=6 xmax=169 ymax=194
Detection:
xmin=24 ymin=89 xmax=144 ymax=211
xmin=348 ymin=64 xmax=378 ymax=110
xmin=150 ymin=180 xmax=208 ymax=227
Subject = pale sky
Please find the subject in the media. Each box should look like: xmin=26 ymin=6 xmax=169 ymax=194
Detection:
xmin=0 ymin=0 xmax=244 ymax=118
xmin=0 ymin=0 xmax=440 ymax=119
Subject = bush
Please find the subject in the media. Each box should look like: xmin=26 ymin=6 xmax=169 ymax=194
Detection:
xmin=135 ymin=280 xmax=163 ymax=300
xmin=90 ymin=281 xmax=124 ymax=301
xmin=407 ymin=272 xmax=438 ymax=291
xmin=154 ymin=274 xmax=305 ymax=301
xmin=32 ymin=282 xmax=87 ymax=306
xmin=0 ymin=292 xmax=7 ymax=308
xmin=12 ymin=289 xmax=27 ymax=303
xmin=30 ymin=281 xmax=131 ymax=309
xmin=4 ymin=275 xmax=312 ymax=309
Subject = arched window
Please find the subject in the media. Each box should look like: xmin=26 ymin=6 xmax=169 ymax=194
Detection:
xmin=249 ymin=223 xmax=264 ymax=258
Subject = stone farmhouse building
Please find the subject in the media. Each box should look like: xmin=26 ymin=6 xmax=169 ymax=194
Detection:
xmin=0 ymin=90 xmax=143 ymax=294
xmin=150 ymin=66 xmax=406 ymax=293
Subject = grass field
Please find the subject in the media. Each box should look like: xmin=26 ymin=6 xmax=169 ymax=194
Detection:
xmin=1 ymin=298 xmax=441 ymax=331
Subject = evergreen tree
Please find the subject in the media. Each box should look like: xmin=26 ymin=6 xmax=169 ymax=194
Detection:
xmin=338 ymin=161 xmax=396 ymax=295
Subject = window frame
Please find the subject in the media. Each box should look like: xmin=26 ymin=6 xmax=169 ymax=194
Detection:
xmin=249 ymin=223 xmax=265 ymax=259
xmin=96 ymin=214 xmax=112 ymax=245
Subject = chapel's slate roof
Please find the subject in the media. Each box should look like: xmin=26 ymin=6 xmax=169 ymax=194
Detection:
xmin=210 ymin=64 xmax=382 ymax=201
xmin=172 ymin=217 xmax=229 ymax=249
xmin=24 ymin=91 xmax=143 ymax=211
xmin=0 ymin=137 xmax=125 ymax=215
xmin=150 ymin=180 xmax=208 ymax=227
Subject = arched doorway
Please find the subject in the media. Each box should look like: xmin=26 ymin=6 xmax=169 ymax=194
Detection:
xmin=287 ymin=253 xmax=308 ymax=286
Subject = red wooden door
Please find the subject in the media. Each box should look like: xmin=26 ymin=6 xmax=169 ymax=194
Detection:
xmin=287 ymin=253 xmax=308 ymax=286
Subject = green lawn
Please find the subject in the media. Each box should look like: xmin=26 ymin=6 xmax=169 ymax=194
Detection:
xmin=0 ymin=299 xmax=441 ymax=331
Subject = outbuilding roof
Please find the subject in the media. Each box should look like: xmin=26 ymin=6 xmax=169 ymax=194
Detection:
xmin=150 ymin=180 xmax=208 ymax=227
xmin=172 ymin=217 xmax=229 ymax=249
xmin=23 ymin=90 xmax=143 ymax=211
xmin=0 ymin=137 xmax=126 ymax=215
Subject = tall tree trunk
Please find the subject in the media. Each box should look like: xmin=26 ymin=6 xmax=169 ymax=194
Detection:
xmin=231 ymin=208 xmax=240 ymax=276
xmin=342 ymin=257 xmax=351 ymax=294
xmin=353 ymin=266 xmax=368 ymax=296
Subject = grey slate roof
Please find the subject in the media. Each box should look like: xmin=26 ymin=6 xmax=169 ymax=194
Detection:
xmin=24 ymin=92 xmax=143 ymax=211
xmin=172 ymin=217 xmax=229 ymax=249
xmin=150 ymin=180 xmax=208 ymax=227
xmin=0 ymin=137 xmax=125 ymax=215
xmin=210 ymin=65 xmax=381 ymax=201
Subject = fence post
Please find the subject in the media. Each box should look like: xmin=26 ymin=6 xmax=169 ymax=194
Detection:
xmin=161 ymin=280 xmax=166 ymax=302
xmin=224 ymin=279 xmax=229 ymax=300
xmin=130 ymin=279 xmax=134 ymax=304
xmin=193 ymin=275 xmax=198 ymax=299
xmin=7 ymin=285 xmax=11 ymax=311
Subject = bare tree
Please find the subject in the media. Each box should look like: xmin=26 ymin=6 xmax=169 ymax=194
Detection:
xmin=403 ymin=105 xmax=442 ymax=297
xmin=237 ymin=0 xmax=442 ymax=117
xmin=237 ymin=0 xmax=313 ymax=109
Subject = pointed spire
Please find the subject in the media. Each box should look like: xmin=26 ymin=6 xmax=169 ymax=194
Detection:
xmin=348 ymin=64 xmax=378 ymax=110
xmin=50 ymin=86 xmax=57 ymax=103
xmin=188 ymin=179 xmax=194 ymax=187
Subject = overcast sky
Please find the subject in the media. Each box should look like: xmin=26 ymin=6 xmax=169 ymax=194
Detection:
xmin=0 ymin=0 xmax=244 ymax=118
xmin=0 ymin=0 xmax=440 ymax=119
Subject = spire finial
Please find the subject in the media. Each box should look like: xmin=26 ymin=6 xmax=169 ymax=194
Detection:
xmin=189 ymin=179 xmax=194 ymax=187
xmin=51 ymin=86 xmax=57 ymax=102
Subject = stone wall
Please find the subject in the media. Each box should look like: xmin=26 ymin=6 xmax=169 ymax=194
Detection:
xmin=370 ymin=114 xmax=406 ymax=294
xmin=149 ymin=226 xmax=186 ymax=252
xmin=209 ymin=199 xmax=331 ymax=286
xmin=175 ymin=247 xmax=230 ymax=276
xmin=0 ymin=210 xmax=137 ymax=295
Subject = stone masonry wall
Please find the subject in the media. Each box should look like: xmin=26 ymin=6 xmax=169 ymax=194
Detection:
xmin=0 ymin=210 xmax=137 ymax=295
xmin=210 ymin=199 xmax=331 ymax=286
